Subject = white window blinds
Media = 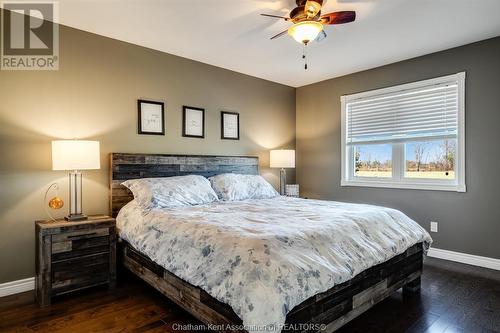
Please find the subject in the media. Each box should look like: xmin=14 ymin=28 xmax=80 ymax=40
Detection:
xmin=346 ymin=81 xmax=459 ymax=144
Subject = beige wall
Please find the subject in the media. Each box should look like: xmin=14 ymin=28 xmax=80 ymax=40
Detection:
xmin=296 ymin=37 xmax=500 ymax=259
xmin=0 ymin=25 xmax=296 ymax=283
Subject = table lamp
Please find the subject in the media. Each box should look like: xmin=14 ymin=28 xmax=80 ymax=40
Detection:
xmin=270 ymin=149 xmax=295 ymax=195
xmin=52 ymin=140 xmax=100 ymax=221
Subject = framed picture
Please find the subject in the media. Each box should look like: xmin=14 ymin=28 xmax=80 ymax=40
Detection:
xmin=182 ymin=106 xmax=205 ymax=138
xmin=221 ymin=111 xmax=240 ymax=140
xmin=138 ymin=100 xmax=165 ymax=135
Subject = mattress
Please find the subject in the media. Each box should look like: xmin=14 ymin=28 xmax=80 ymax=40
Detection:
xmin=117 ymin=196 xmax=432 ymax=332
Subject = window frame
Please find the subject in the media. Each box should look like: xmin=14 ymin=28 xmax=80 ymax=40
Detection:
xmin=341 ymin=72 xmax=466 ymax=192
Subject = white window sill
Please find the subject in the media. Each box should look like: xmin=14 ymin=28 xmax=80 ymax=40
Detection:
xmin=341 ymin=180 xmax=466 ymax=192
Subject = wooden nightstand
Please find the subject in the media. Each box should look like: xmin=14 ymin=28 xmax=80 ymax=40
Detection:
xmin=35 ymin=215 xmax=116 ymax=307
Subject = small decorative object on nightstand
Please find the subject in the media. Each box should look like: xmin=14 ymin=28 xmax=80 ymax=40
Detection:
xmin=285 ymin=184 xmax=300 ymax=198
xmin=35 ymin=216 xmax=116 ymax=307
xmin=270 ymin=149 xmax=296 ymax=195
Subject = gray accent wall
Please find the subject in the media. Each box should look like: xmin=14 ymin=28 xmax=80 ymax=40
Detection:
xmin=0 ymin=22 xmax=296 ymax=283
xmin=296 ymin=37 xmax=500 ymax=260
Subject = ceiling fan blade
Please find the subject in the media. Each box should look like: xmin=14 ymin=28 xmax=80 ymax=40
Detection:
xmin=316 ymin=30 xmax=327 ymax=42
xmin=304 ymin=0 xmax=323 ymax=18
xmin=260 ymin=13 xmax=291 ymax=21
xmin=320 ymin=11 xmax=356 ymax=25
xmin=270 ymin=29 xmax=289 ymax=40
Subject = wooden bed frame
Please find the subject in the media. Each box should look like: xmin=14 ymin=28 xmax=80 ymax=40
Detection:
xmin=110 ymin=153 xmax=423 ymax=333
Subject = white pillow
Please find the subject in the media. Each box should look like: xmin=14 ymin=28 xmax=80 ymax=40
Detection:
xmin=122 ymin=175 xmax=219 ymax=209
xmin=209 ymin=173 xmax=279 ymax=201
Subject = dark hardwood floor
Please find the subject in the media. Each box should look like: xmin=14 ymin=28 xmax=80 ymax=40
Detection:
xmin=1 ymin=257 xmax=499 ymax=333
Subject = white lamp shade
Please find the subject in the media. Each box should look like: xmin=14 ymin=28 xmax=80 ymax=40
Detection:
xmin=52 ymin=140 xmax=100 ymax=171
xmin=270 ymin=149 xmax=295 ymax=168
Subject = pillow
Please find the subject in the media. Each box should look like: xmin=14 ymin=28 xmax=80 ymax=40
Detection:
xmin=209 ymin=173 xmax=279 ymax=201
xmin=122 ymin=175 xmax=219 ymax=209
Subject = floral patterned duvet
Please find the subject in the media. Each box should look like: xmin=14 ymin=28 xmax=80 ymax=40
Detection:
xmin=117 ymin=196 xmax=432 ymax=332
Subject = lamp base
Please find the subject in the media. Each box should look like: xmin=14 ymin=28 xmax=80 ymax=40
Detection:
xmin=67 ymin=171 xmax=87 ymax=222
xmin=65 ymin=214 xmax=88 ymax=222
xmin=279 ymin=168 xmax=287 ymax=196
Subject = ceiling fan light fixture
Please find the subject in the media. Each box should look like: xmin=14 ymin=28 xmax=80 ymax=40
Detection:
xmin=288 ymin=21 xmax=323 ymax=44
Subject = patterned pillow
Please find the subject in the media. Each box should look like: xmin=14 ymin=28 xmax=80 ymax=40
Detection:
xmin=122 ymin=175 xmax=219 ymax=209
xmin=208 ymin=173 xmax=279 ymax=201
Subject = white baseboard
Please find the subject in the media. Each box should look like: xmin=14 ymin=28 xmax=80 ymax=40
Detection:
xmin=0 ymin=277 xmax=35 ymax=298
xmin=427 ymin=247 xmax=500 ymax=271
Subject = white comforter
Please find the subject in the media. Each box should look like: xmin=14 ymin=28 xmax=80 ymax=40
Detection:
xmin=117 ymin=197 xmax=432 ymax=332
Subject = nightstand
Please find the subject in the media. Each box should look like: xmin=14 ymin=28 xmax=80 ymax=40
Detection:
xmin=35 ymin=215 xmax=116 ymax=307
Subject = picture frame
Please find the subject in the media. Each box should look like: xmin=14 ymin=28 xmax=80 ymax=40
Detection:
xmin=138 ymin=99 xmax=165 ymax=135
xmin=221 ymin=111 xmax=240 ymax=140
xmin=182 ymin=106 xmax=205 ymax=138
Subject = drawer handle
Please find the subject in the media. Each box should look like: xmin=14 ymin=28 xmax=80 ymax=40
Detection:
xmin=68 ymin=232 xmax=97 ymax=239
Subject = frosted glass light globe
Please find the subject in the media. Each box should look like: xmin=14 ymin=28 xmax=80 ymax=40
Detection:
xmin=288 ymin=21 xmax=323 ymax=44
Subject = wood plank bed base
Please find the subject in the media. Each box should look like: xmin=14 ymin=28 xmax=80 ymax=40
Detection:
xmin=120 ymin=241 xmax=423 ymax=333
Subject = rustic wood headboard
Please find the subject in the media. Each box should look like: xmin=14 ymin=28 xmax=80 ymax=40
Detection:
xmin=109 ymin=153 xmax=259 ymax=217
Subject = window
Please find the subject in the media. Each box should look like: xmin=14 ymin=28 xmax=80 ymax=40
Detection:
xmin=354 ymin=144 xmax=392 ymax=178
xmin=341 ymin=73 xmax=465 ymax=192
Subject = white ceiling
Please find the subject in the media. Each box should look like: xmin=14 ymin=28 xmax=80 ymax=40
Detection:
xmin=54 ymin=0 xmax=500 ymax=87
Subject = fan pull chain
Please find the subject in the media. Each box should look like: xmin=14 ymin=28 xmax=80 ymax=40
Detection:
xmin=303 ymin=43 xmax=308 ymax=70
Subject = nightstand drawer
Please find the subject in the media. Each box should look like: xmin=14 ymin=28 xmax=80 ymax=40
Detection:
xmin=51 ymin=235 xmax=110 ymax=261
xmin=52 ymin=227 xmax=109 ymax=243
xmin=51 ymin=272 xmax=110 ymax=295
xmin=52 ymin=252 xmax=110 ymax=293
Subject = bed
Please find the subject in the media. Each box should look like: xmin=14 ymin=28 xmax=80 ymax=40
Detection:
xmin=110 ymin=153 xmax=431 ymax=333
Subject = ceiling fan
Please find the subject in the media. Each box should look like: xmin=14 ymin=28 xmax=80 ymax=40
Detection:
xmin=261 ymin=0 xmax=356 ymax=69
